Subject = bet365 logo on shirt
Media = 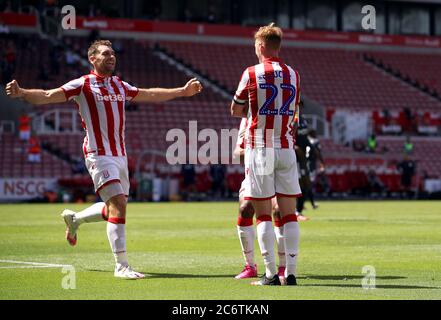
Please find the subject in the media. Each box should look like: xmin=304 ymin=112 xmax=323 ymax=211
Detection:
xmin=96 ymin=93 xmax=124 ymax=102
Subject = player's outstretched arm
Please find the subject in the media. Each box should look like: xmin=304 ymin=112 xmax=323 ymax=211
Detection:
xmin=5 ymin=80 xmax=66 ymax=105
xmin=133 ymin=78 xmax=203 ymax=103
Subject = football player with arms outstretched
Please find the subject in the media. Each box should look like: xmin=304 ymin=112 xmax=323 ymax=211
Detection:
xmin=6 ymin=40 xmax=203 ymax=279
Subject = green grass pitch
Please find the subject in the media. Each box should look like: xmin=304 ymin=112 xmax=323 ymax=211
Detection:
xmin=0 ymin=201 xmax=440 ymax=300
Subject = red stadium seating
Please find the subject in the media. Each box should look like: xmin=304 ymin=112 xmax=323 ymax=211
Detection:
xmin=369 ymin=52 xmax=441 ymax=96
xmin=160 ymin=41 xmax=441 ymax=112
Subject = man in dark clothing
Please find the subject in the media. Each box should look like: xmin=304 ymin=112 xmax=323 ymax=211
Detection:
xmin=210 ymin=164 xmax=226 ymax=199
xmin=295 ymin=116 xmax=313 ymax=220
xmin=306 ymin=129 xmax=325 ymax=208
xmin=366 ymin=169 xmax=386 ymax=195
xmin=397 ymin=156 xmax=416 ymax=199
xmin=181 ymin=164 xmax=196 ymax=201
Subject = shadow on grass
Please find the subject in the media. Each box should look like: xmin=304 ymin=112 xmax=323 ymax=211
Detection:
xmin=147 ymin=272 xmax=234 ymax=279
xmin=84 ymin=270 xmax=439 ymax=289
xmin=85 ymin=269 xmax=234 ymax=279
xmin=300 ymin=275 xmax=407 ymax=280
xmin=300 ymin=283 xmax=440 ymax=289
xmin=299 ymin=274 xmax=440 ymax=289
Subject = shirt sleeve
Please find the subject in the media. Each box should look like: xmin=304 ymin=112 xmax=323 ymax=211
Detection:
xmin=233 ymin=68 xmax=250 ymax=105
xmin=60 ymin=77 xmax=84 ymax=101
xmin=121 ymin=80 xmax=139 ymax=101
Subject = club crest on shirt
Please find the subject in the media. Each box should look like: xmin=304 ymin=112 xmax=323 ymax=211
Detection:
xmin=102 ymin=170 xmax=110 ymax=179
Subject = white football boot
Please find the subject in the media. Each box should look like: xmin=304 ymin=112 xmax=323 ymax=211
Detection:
xmin=61 ymin=209 xmax=79 ymax=246
xmin=114 ymin=263 xmax=145 ymax=279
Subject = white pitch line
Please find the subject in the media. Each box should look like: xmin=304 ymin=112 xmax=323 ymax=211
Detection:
xmin=0 ymin=259 xmax=71 ymax=268
xmin=0 ymin=266 xmax=64 ymax=269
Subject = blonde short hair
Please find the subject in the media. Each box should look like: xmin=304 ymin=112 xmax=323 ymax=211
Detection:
xmin=254 ymin=22 xmax=283 ymax=51
xmin=87 ymin=39 xmax=112 ymax=58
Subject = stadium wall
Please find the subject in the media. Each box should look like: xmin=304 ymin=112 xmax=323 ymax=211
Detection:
xmin=62 ymin=17 xmax=441 ymax=54
xmin=3 ymin=12 xmax=441 ymax=53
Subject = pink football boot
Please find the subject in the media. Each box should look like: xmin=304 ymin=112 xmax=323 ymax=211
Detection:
xmin=235 ymin=264 xmax=258 ymax=279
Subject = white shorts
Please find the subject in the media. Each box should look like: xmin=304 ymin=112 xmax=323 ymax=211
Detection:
xmin=85 ymin=155 xmax=130 ymax=202
xmin=244 ymin=148 xmax=302 ymax=200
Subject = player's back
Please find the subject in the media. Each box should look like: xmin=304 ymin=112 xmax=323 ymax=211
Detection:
xmin=241 ymin=57 xmax=300 ymax=149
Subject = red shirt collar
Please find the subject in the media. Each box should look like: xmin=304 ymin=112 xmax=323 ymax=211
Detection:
xmin=90 ymin=70 xmax=112 ymax=79
xmin=263 ymin=57 xmax=282 ymax=63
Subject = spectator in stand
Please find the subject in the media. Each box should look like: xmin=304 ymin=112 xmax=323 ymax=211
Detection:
xmin=402 ymin=107 xmax=416 ymax=133
xmin=28 ymin=136 xmax=41 ymax=163
xmin=366 ymin=169 xmax=386 ymax=195
xmin=352 ymin=139 xmax=365 ymax=152
xmin=397 ymin=155 xmax=416 ymax=199
xmin=49 ymin=45 xmax=61 ymax=76
xmin=418 ymin=170 xmax=431 ymax=198
xmin=207 ymin=5 xmax=217 ymax=23
xmin=366 ymin=134 xmax=377 ymax=153
xmin=71 ymin=157 xmax=87 ymax=174
xmin=43 ymin=188 xmax=58 ymax=203
xmin=5 ymin=41 xmax=16 ymax=73
xmin=181 ymin=163 xmax=196 ymax=201
xmin=0 ymin=17 xmax=10 ymax=34
xmin=42 ymin=1 xmax=60 ymax=18
xmin=383 ymin=109 xmax=391 ymax=126
xmin=65 ymin=50 xmax=79 ymax=76
xmin=209 ymin=163 xmax=226 ymax=199
xmin=65 ymin=50 xmax=77 ymax=67
xmin=61 ymin=189 xmax=72 ymax=203
xmin=18 ymin=112 xmax=31 ymax=141
xmin=404 ymin=136 xmax=413 ymax=154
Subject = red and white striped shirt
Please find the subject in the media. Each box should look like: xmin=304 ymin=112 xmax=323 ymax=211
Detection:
xmin=61 ymin=71 xmax=138 ymax=157
xmin=233 ymin=57 xmax=300 ymax=149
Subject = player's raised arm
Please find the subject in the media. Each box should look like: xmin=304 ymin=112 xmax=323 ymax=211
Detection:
xmin=5 ymin=79 xmax=66 ymax=105
xmin=133 ymin=78 xmax=203 ymax=103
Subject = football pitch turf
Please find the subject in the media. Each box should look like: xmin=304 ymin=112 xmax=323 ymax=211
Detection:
xmin=0 ymin=201 xmax=440 ymax=300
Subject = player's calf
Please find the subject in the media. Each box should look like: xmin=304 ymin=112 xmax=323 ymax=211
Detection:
xmin=236 ymin=199 xmax=257 ymax=278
